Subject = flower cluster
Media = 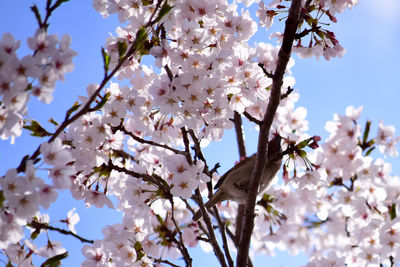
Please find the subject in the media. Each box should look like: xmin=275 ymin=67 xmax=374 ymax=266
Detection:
xmin=3 ymin=0 xmax=400 ymax=266
xmin=0 ymin=31 xmax=76 ymax=143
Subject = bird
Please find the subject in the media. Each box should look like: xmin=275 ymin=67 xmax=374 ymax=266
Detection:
xmin=193 ymin=135 xmax=282 ymax=221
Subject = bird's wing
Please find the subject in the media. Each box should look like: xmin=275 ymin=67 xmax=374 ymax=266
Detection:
xmin=214 ymin=154 xmax=256 ymax=189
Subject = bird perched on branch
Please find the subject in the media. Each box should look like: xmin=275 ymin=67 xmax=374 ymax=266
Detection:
xmin=193 ymin=135 xmax=282 ymax=221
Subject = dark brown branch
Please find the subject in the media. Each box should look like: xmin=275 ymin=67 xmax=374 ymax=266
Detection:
xmin=180 ymin=127 xmax=193 ymax=165
xmin=28 ymin=220 xmax=94 ymax=244
xmin=108 ymin=162 xmax=169 ymax=191
xmin=257 ymin=63 xmax=274 ymax=79
xmin=152 ymin=258 xmax=181 ymax=267
xmin=115 ymin=125 xmax=186 ymax=155
xmin=181 ymin=128 xmax=227 ymax=267
xmin=236 ymin=0 xmax=302 ymax=266
xmin=281 ymin=86 xmax=294 ymax=100
xmin=243 ymin=111 xmax=262 ymax=125
xmin=188 ymin=129 xmax=213 ymax=194
xmin=225 ymin=227 xmax=254 ymax=267
xmin=193 ymin=191 xmax=227 ymax=267
xmin=169 ymin=198 xmax=193 ymax=266
xmin=213 ymin=207 xmax=234 ymax=267
xmin=232 ymin=112 xmax=247 ymax=244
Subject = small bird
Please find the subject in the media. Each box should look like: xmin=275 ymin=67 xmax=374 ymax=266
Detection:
xmin=193 ymin=135 xmax=282 ymax=221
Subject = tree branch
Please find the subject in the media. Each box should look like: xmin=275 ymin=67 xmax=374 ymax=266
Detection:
xmin=28 ymin=220 xmax=94 ymax=244
xmin=212 ymin=207 xmax=234 ymax=267
xmin=115 ymin=124 xmax=186 ymax=155
xmin=232 ymin=112 xmax=247 ymax=244
xmin=169 ymin=198 xmax=193 ymax=266
xmin=243 ymin=111 xmax=262 ymax=125
xmin=181 ymin=128 xmax=227 ymax=267
xmin=236 ymin=0 xmax=302 ymax=266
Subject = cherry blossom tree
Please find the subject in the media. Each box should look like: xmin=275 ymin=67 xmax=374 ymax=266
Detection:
xmin=1 ymin=0 xmax=399 ymax=266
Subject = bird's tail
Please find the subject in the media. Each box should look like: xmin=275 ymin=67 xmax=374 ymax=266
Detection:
xmin=192 ymin=191 xmax=227 ymax=221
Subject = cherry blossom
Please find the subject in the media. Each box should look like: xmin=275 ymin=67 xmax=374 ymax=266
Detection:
xmin=2 ymin=0 xmax=400 ymax=266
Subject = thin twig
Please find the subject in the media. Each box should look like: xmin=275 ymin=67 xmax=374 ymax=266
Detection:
xmin=107 ymin=161 xmax=169 ymax=191
xmin=213 ymin=207 xmax=234 ymax=267
xmin=243 ymin=111 xmax=262 ymax=125
xmin=169 ymin=198 xmax=193 ymax=266
xmin=188 ymin=129 xmax=213 ymax=194
xmin=28 ymin=220 xmax=94 ymax=244
xmin=281 ymin=86 xmax=294 ymax=100
xmin=194 ymin=191 xmax=228 ymax=267
xmin=152 ymin=257 xmax=181 ymax=267
xmin=115 ymin=125 xmax=186 ymax=155
xmin=181 ymin=129 xmax=227 ymax=267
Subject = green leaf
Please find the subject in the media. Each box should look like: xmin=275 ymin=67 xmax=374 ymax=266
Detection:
xmin=30 ymin=228 xmax=40 ymax=240
xmin=363 ymin=120 xmax=371 ymax=144
xmin=40 ymin=252 xmax=68 ymax=267
xmin=24 ymin=120 xmax=52 ymax=137
xmin=296 ymin=138 xmax=311 ymax=149
xmin=25 ymin=83 xmax=33 ymax=91
xmin=101 ymin=47 xmax=110 ymax=73
xmin=133 ymin=27 xmax=148 ymax=51
xmin=142 ymin=0 xmax=153 ymax=6
xmin=0 ymin=191 xmax=5 ymax=208
xmin=390 ymin=203 xmax=397 ymax=220
xmin=66 ymin=101 xmax=81 ymax=119
xmin=365 ymin=146 xmax=375 ymax=156
xmin=91 ymin=92 xmax=110 ymax=111
xmin=118 ymin=41 xmax=128 ymax=59
xmin=30 ymin=4 xmax=43 ymax=26
xmin=154 ymin=3 xmax=174 ymax=23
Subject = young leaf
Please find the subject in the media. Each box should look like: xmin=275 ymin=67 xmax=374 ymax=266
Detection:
xmin=101 ymin=47 xmax=110 ymax=73
xmin=40 ymin=252 xmax=68 ymax=267
xmin=66 ymin=101 xmax=81 ymax=119
xmin=24 ymin=120 xmax=52 ymax=137
xmin=91 ymin=92 xmax=110 ymax=111
xmin=154 ymin=3 xmax=174 ymax=23
xmin=0 ymin=191 xmax=5 ymax=208
xmin=390 ymin=203 xmax=397 ymax=220
xmin=363 ymin=120 xmax=371 ymax=144
xmin=118 ymin=41 xmax=128 ymax=59
xmin=365 ymin=146 xmax=375 ymax=156
xmin=134 ymin=27 xmax=147 ymax=50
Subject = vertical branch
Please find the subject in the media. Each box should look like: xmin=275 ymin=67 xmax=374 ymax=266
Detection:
xmin=181 ymin=128 xmax=227 ymax=267
xmin=236 ymin=0 xmax=302 ymax=266
xmin=233 ymin=112 xmax=247 ymax=157
xmin=169 ymin=198 xmax=193 ymax=266
xmin=212 ymin=207 xmax=234 ymax=267
xmin=181 ymin=127 xmax=193 ymax=165
xmin=232 ymin=112 xmax=247 ymax=244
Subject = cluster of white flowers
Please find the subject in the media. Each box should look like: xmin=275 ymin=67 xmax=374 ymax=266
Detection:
xmin=0 ymin=30 xmax=76 ymax=143
xmin=1 ymin=0 xmax=400 ymax=266
xmin=0 ymin=156 xmax=79 ymax=265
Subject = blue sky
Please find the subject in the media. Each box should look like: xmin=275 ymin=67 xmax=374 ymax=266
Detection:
xmin=1 ymin=0 xmax=400 ymax=266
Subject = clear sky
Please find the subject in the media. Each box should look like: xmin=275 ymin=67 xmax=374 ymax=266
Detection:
xmin=1 ymin=0 xmax=399 ymax=266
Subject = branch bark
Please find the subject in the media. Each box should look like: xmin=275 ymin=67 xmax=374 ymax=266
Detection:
xmin=236 ymin=0 xmax=302 ymax=266
xmin=232 ymin=112 xmax=247 ymax=244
